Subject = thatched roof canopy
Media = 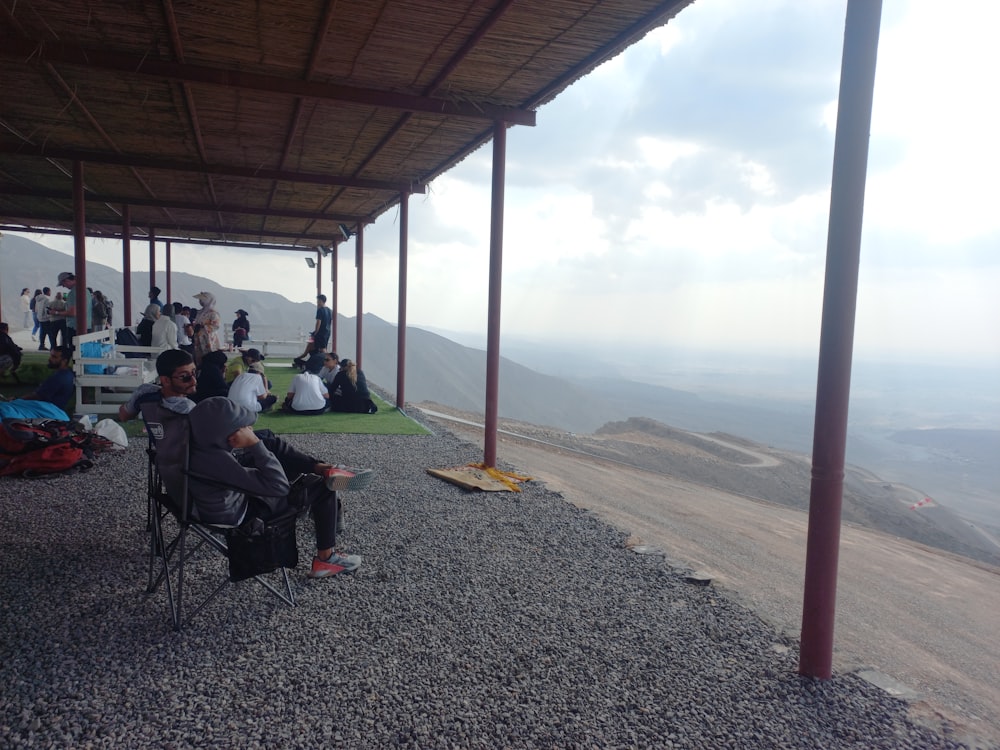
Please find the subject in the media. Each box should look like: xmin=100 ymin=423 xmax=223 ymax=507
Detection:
xmin=0 ymin=0 xmax=693 ymax=251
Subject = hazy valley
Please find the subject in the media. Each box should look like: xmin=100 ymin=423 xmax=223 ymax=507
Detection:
xmin=4 ymin=233 xmax=998 ymax=549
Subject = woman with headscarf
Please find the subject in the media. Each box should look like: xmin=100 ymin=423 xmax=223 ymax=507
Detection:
xmin=136 ymin=303 xmax=159 ymax=346
xmin=192 ymin=291 xmax=223 ymax=366
xmin=91 ymin=290 xmax=109 ymax=332
xmin=232 ymin=309 xmax=250 ymax=348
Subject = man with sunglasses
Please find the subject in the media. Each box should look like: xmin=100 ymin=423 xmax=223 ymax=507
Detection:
xmin=120 ymin=349 xmax=360 ymax=575
xmin=119 ymin=348 xmax=199 ymax=420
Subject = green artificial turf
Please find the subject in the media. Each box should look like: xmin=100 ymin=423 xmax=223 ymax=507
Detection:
xmin=252 ymin=359 xmax=429 ymax=436
xmin=3 ymin=353 xmax=428 ymax=438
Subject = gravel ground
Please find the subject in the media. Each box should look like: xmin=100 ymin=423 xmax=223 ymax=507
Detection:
xmin=0 ymin=423 xmax=982 ymax=749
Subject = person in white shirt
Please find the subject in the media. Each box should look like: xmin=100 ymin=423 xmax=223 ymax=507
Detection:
xmin=282 ymin=357 xmax=329 ymax=415
xmin=34 ymin=287 xmax=53 ymax=350
xmin=19 ymin=288 xmax=32 ymax=331
xmin=150 ymin=306 xmax=179 ymax=349
xmin=173 ymin=303 xmax=194 ymax=355
xmin=228 ymin=370 xmax=277 ymax=412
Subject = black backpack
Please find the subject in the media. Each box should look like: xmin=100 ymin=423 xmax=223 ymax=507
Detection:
xmin=115 ymin=327 xmax=144 ymax=358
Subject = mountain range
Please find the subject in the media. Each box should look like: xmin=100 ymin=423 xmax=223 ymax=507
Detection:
xmin=2 ymin=232 xmax=997 ymax=536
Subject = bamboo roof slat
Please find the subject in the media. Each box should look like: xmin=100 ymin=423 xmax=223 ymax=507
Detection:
xmin=0 ymin=0 xmax=695 ymax=247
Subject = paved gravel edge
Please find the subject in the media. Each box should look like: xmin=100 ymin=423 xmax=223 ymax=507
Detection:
xmin=0 ymin=425 xmax=984 ymax=749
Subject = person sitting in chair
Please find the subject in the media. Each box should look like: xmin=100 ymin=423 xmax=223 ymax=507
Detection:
xmin=188 ymin=397 xmax=360 ymax=577
xmin=120 ymin=349 xmax=356 ymax=566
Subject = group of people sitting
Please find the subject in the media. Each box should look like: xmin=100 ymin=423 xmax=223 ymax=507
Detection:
xmin=183 ymin=347 xmax=376 ymax=416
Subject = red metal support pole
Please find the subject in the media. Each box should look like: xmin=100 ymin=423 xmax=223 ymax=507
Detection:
xmin=148 ymin=227 xmax=156 ymax=296
xmin=72 ymin=160 xmax=87 ymax=343
xmin=315 ymin=250 xmax=322 ymax=299
xmin=355 ymin=225 xmax=364 ymax=370
xmin=396 ymin=194 xmax=409 ymax=408
xmin=165 ymin=240 xmax=172 ymax=306
xmin=330 ymin=240 xmax=339 ymax=354
xmin=483 ymin=121 xmax=506 ymax=468
xmin=799 ymin=0 xmax=882 ymax=679
xmin=122 ymin=205 xmax=132 ymax=327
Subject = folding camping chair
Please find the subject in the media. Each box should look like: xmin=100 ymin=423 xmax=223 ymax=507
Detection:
xmin=141 ymin=401 xmax=299 ymax=630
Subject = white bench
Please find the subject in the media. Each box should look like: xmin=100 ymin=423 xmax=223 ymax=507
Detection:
xmin=72 ymin=329 xmax=166 ymax=416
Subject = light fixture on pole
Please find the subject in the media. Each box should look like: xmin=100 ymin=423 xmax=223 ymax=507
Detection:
xmin=338 ymin=223 xmax=354 ymax=241
xmin=305 ymin=257 xmax=316 ymax=268
xmin=318 ymin=245 xmax=332 ymax=257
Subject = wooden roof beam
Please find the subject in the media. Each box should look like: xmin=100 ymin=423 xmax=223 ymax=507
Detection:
xmin=0 ymin=210 xmax=342 ymax=243
xmin=2 ymin=36 xmax=536 ymax=126
xmin=0 ymin=223 xmax=328 ymax=254
xmin=0 ymin=143 xmax=424 ymax=194
xmin=0 ymin=186 xmax=367 ymax=223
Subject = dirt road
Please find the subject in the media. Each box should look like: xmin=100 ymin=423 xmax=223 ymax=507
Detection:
xmin=417 ymin=408 xmax=1000 ymax=747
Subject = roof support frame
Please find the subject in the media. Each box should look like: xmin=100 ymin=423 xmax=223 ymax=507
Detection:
xmin=0 ymin=143 xmax=424 ymax=194
xmin=483 ymin=121 xmax=506 ymax=468
xmin=1 ymin=37 xmax=537 ymax=126
xmin=799 ymin=0 xmax=883 ymax=680
xmin=0 ymin=186 xmax=367 ymax=223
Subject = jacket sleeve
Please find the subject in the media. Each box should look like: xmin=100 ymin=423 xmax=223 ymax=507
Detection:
xmin=198 ymin=442 xmax=291 ymax=499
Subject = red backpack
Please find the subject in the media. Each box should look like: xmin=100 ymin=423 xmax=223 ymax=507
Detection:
xmin=0 ymin=419 xmax=111 ymax=478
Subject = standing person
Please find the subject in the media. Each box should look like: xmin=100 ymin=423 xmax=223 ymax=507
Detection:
xmin=173 ymin=303 xmax=194 ymax=356
xmin=151 ymin=305 xmax=179 ymax=349
xmin=282 ymin=356 xmax=329 ymax=415
xmin=51 ymin=272 xmax=91 ymax=347
xmin=30 ymin=289 xmax=43 ymax=340
xmin=136 ymin=304 xmax=159 ymax=347
xmin=91 ymin=290 xmax=109 ymax=332
xmin=232 ymin=309 xmax=250 ymax=348
xmin=19 ymin=288 xmax=32 ymax=333
xmin=48 ymin=292 xmax=67 ymax=347
xmin=148 ymin=286 xmax=168 ymax=314
xmin=34 ymin=287 xmax=53 ymax=350
xmin=330 ymin=358 xmax=377 ymax=413
xmin=174 ymin=303 xmax=193 ymax=353
xmin=192 ymin=291 xmax=223 ymax=367
xmin=292 ymin=294 xmax=331 ymax=368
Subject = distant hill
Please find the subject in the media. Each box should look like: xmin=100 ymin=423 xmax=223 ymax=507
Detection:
xmin=4 ymin=233 xmax=996 ymax=532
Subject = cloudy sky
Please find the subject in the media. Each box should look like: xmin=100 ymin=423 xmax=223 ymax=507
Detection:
xmin=16 ymin=0 xmax=1000 ymax=367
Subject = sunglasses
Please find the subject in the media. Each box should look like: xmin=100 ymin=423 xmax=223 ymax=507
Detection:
xmin=171 ymin=372 xmax=196 ymax=383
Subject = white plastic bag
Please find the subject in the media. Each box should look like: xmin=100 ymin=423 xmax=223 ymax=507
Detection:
xmin=94 ymin=418 xmax=129 ymax=450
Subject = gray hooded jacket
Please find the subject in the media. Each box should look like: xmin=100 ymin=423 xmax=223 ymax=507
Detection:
xmin=187 ymin=397 xmax=290 ymax=525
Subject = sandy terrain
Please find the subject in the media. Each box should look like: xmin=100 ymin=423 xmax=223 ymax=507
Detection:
xmin=415 ymin=404 xmax=1000 ymax=748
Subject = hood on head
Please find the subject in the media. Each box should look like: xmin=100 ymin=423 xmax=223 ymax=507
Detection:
xmin=189 ymin=397 xmax=257 ymax=451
